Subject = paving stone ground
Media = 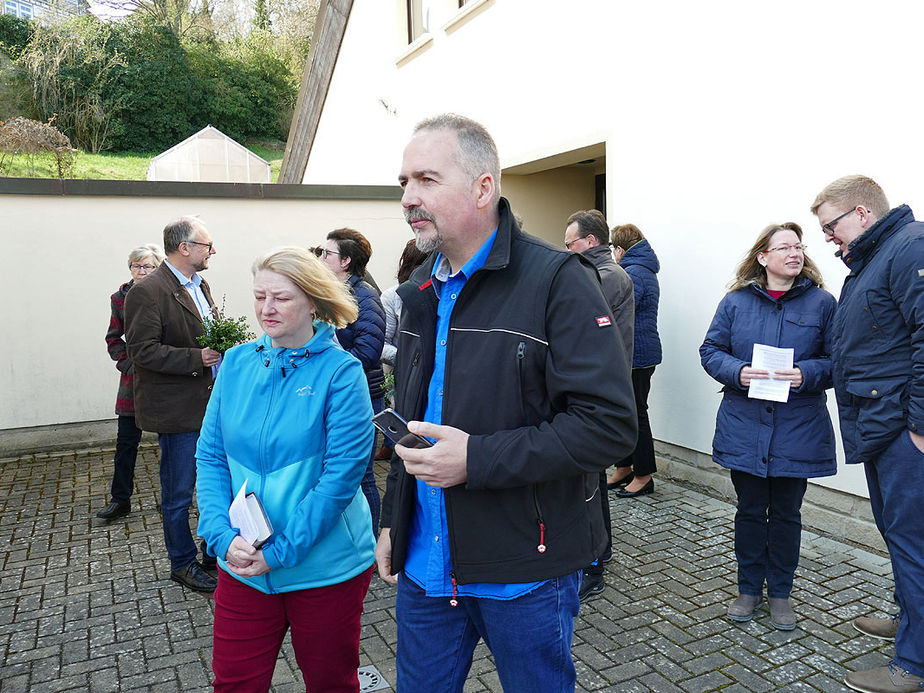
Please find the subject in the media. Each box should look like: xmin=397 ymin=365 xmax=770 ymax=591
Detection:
xmin=0 ymin=444 xmax=898 ymax=692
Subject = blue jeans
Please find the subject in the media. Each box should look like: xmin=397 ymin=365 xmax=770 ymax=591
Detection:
xmin=730 ymin=470 xmax=807 ymax=599
xmin=865 ymin=431 xmax=924 ymax=677
xmin=361 ymin=397 xmax=385 ymax=535
xmin=110 ymin=415 xmax=142 ymax=504
xmin=158 ymin=432 xmax=202 ymax=571
xmin=396 ymin=572 xmax=581 ymax=692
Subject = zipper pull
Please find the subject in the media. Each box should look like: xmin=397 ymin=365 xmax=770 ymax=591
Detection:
xmin=517 ymin=342 xmax=526 ymax=360
xmin=537 ymin=521 xmax=547 ymax=553
xmin=281 ymin=366 xmax=286 ymax=378
xmin=450 ymin=574 xmax=459 ymax=607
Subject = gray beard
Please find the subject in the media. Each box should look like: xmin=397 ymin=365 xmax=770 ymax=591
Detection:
xmin=415 ymin=229 xmax=443 ymax=254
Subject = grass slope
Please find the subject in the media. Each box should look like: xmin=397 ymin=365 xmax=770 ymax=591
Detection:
xmin=0 ymin=140 xmax=285 ymax=182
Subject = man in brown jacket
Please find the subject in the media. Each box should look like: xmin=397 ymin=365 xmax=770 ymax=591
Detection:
xmin=125 ymin=217 xmax=220 ymax=592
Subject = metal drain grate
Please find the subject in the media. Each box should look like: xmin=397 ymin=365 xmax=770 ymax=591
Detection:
xmin=358 ymin=664 xmax=390 ymax=692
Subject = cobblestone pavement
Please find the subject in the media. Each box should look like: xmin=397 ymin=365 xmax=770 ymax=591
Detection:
xmin=0 ymin=445 xmax=897 ymax=692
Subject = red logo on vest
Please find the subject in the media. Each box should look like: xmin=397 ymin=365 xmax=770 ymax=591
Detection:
xmin=596 ymin=316 xmax=612 ymax=327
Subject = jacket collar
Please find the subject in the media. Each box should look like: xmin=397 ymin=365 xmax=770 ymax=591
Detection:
xmin=582 ymin=244 xmax=614 ymax=265
xmin=406 ymin=196 xmax=518 ymax=292
xmin=843 ymin=204 xmax=914 ymax=271
xmin=748 ymin=275 xmax=813 ymax=301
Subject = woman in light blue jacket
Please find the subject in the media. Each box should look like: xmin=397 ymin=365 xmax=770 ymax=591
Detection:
xmin=700 ymin=222 xmax=836 ymax=632
xmin=196 ymin=246 xmax=375 ymax=692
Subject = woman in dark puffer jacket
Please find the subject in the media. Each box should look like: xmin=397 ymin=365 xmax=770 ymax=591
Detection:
xmin=607 ymin=224 xmax=662 ymax=498
xmin=700 ymin=222 xmax=836 ymax=631
xmin=320 ymin=228 xmax=386 ymax=535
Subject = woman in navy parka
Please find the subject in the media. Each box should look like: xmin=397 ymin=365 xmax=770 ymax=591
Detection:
xmin=700 ymin=222 xmax=837 ymax=631
xmin=607 ymin=224 xmax=662 ymax=497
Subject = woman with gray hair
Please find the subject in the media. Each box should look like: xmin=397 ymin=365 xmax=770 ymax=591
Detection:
xmin=97 ymin=244 xmax=165 ymax=521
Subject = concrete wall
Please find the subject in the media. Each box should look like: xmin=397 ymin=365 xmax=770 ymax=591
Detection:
xmin=0 ymin=180 xmax=406 ymax=455
xmin=299 ymin=0 xmax=924 ymax=506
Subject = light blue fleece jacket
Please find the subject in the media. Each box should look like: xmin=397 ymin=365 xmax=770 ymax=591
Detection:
xmin=196 ymin=322 xmax=376 ymax=594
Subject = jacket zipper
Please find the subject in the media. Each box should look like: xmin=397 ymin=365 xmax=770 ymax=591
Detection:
xmin=516 ymin=341 xmax=527 ymax=420
xmin=450 ymin=571 xmax=459 ymax=607
xmin=533 ymin=487 xmax=547 ymax=553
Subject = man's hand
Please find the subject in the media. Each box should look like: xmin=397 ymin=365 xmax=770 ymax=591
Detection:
xmin=375 ymin=529 xmax=398 ymax=585
xmin=201 ymin=347 xmax=221 ymax=367
xmin=396 ymin=421 xmax=469 ymax=488
xmin=739 ymin=367 xmax=770 ymax=387
xmin=910 ymin=430 xmax=924 ymax=454
xmin=772 ymin=367 xmax=803 ymax=389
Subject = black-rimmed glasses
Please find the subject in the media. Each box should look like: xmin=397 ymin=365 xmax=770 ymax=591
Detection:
xmin=186 ymin=240 xmax=214 ymax=252
xmin=822 ymin=208 xmax=858 ymax=236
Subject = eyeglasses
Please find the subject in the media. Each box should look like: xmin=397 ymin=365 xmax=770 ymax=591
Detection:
xmin=764 ymin=243 xmax=807 ymax=255
xmin=130 ymin=263 xmax=156 ymax=271
xmin=320 ymin=248 xmax=342 ymax=259
xmin=822 ymin=208 xmax=858 ymax=236
xmin=186 ymin=239 xmax=214 ymax=252
xmin=564 ymin=237 xmax=585 ymax=250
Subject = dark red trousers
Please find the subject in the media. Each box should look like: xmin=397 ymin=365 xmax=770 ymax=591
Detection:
xmin=211 ymin=566 xmax=373 ymax=692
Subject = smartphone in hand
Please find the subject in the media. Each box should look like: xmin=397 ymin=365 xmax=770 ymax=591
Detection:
xmin=372 ymin=408 xmax=433 ymax=449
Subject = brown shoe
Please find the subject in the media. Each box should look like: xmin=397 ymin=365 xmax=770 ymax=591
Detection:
xmin=845 ymin=663 xmax=924 ymax=693
xmin=853 ymin=614 xmax=900 ymax=641
xmin=727 ymin=593 xmax=762 ymax=622
xmin=768 ymin=597 xmax=797 ymax=630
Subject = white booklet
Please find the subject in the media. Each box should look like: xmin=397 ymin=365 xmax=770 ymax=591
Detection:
xmin=747 ymin=343 xmax=794 ymax=403
xmin=229 ymin=479 xmax=273 ymax=548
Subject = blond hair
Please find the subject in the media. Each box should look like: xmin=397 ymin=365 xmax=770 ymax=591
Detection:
xmin=810 ymin=175 xmax=890 ymax=218
xmin=728 ymin=222 xmax=825 ymax=292
xmin=252 ymin=246 xmax=358 ymax=328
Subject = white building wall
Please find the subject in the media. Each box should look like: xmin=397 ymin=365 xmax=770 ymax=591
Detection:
xmin=0 ymin=192 xmax=406 ymax=435
xmin=303 ymin=0 xmax=924 ymax=499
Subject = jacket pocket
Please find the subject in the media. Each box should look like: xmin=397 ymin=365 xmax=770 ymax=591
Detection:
xmin=845 ymin=376 xmax=909 ymax=461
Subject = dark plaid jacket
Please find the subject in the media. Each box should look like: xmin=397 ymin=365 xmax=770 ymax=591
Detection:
xmin=106 ymin=281 xmax=135 ymax=416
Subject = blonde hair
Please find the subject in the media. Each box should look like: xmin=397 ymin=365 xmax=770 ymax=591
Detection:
xmin=728 ymin=222 xmax=825 ymax=292
xmin=252 ymin=246 xmax=358 ymax=328
xmin=128 ymin=243 xmax=165 ymax=268
xmin=810 ymin=175 xmax=890 ymax=218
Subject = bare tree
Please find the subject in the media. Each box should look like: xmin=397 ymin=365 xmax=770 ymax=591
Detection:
xmin=91 ymin=0 xmax=213 ymax=38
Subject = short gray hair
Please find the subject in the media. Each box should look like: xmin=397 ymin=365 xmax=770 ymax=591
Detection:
xmin=128 ymin=243 xmax=165 ymax=267
xmin=163 ymin=216 xmax=205 ymax=254
xmin=414 ymin=113 xmax=501 ymax=203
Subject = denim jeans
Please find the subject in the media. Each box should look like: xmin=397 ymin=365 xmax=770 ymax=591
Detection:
xmin=110 ymin=415 xmax=142 ymax=504
xmin=361 ymin=396 xmax=385 ymax=535
xmin=865 ymin=431 xmax=924 ymax=677
xmin=396 ymin=571 xmax=581 ymax=692
xmin=730 ymin=470 xmax=807 ymax=599
xmin=158 ymin=431 xmax=201 ymax=571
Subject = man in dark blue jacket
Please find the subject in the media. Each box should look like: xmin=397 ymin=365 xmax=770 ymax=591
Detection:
xmin=376 ymin=114 xmax=637 ymax=692
xmin=812 ymin=175 xmax=924 ymax=693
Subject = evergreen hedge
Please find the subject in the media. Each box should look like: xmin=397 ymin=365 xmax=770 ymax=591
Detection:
xmin=15 ymin=14 xmax=297 ymax=152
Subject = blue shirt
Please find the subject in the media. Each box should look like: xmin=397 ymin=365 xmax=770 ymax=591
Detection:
xmin=164 ymin=260 xmax=219 ymax=378
xmin=403 ymin=228 xmax=545 ymax=600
